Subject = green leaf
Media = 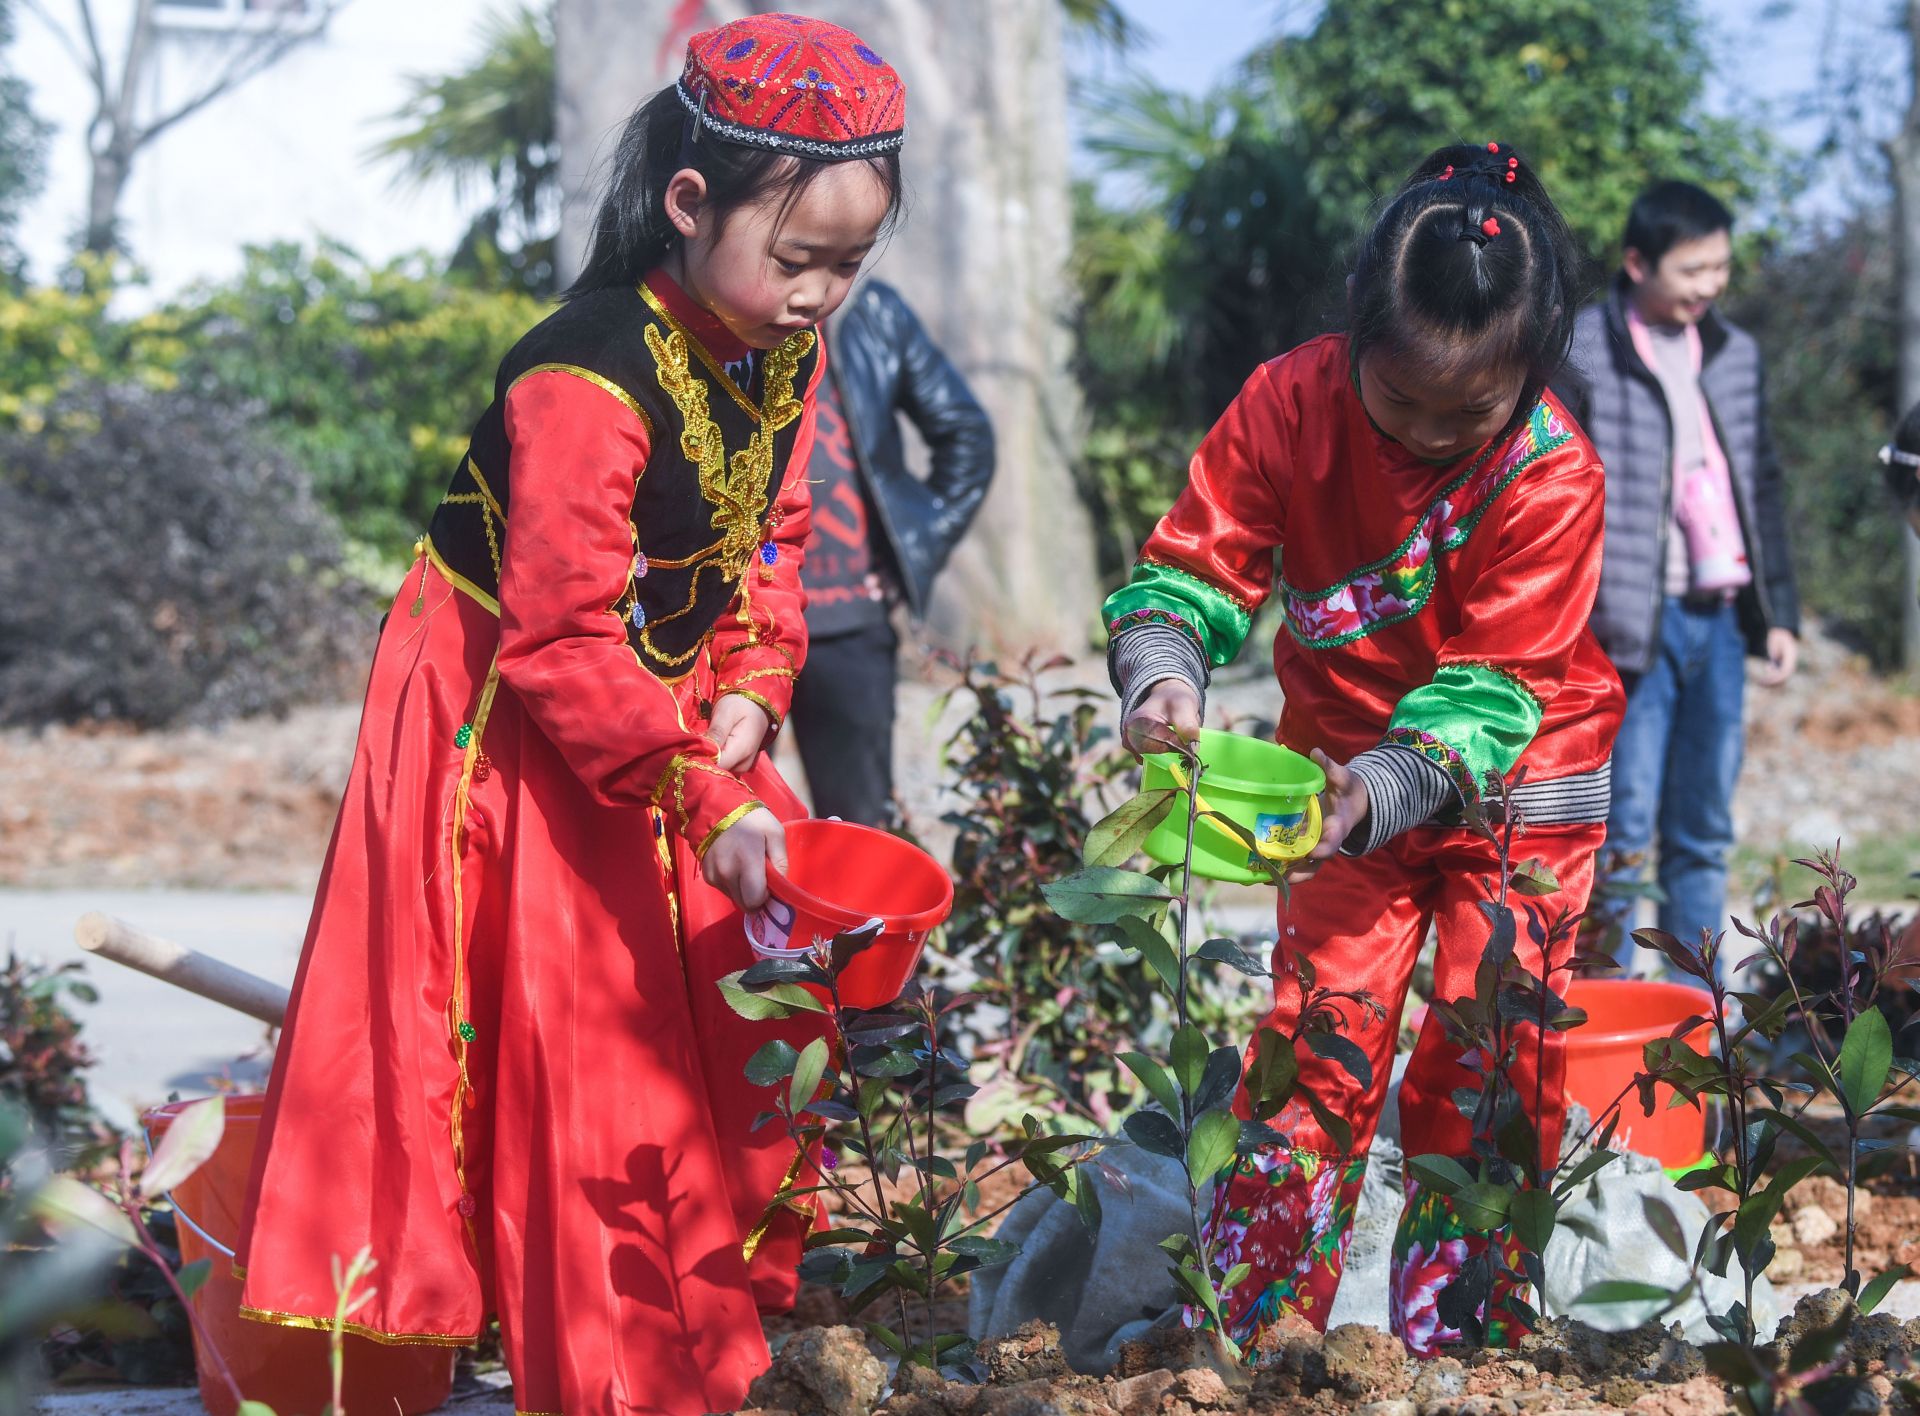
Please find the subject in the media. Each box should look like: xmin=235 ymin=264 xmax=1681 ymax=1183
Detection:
xmin=1041 ymin=867 xmax=1173 ymax=924
xmin=1174 ymin=1262 xmax=1223 ymax=1326
xmin=1112 ymin=915 xmax=1180 ymax=989
xmin=1171 ymin=1024 xmax=1209 ymax=1097
xmin=1123 ymin=1109 xmax=1185 ymax=1159
xmin=1187 ymin=1108 xmax=1239 ymax=1183
xmin=1119 ymin=1052 xmax=1181 ymax=1118
xmin=1453 ymin=1182 xmax=1512 ymax=1233
xmin=789 ymin=1037 xmax=830 ymax=1116
xmin=1574 ymin=1279 xmax=1675 ymax=1307
xmin=717 ymin=970 xmax=824 ymax=1019
xmin=1244 ymin=1028 xmax=1299 ymax=1119
xmin=176 ymin=1258 xmax=212 ymax=1302
xmin=31 ymin=1176 xmax=139 ymax=1248
xmin=1641 ymin=1195 xmax=1688 ymax=1261
xmin=1509 ymin=1189 xmax=1556 ymax=1255
xmin=1511 ymin=857 xmax=1562 ymax=897
xmin=1083 ymin=789 xmax=1178 ymax=867
xmin=1194 ymin=937 xmax=1270 ymax=976
xmin=236 ymin=1405 xmax=280 ymax=1416
xmin=744 ymin=1040 xmax=800 ymax=1087
xmin=1406 ymin=1154 xmax=1475 ymax=1196
xmin=948 ymin=1236 xmax=1020 ymax=1266
xmin=142 ymin=1095 xmax=226 ymax=1198
xmin=1858 ymin=1263 xmax=1911 ymax=1315
xmin=1304 ymin=1031 xmax=1372 ymax=1090
xmin=1839 ymin=1007 xmax=1894 ymax=1117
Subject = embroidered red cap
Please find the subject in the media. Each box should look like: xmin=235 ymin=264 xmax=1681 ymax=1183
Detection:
xmin=678 ymin=13 xmax=906 ymax=160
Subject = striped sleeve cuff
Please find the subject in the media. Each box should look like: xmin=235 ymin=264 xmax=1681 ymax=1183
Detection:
xmin=1108 ymin=622 xmax=1209 ymax=731
xmin=1342 ymin=745 xmax=1455 ymax=855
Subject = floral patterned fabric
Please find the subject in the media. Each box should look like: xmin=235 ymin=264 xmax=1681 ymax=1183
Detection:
xmin=1389 ymin=1177 xmax=1533 ymax=1357
xmin=1280 ymin=403 xmax=1574 ymax=651
xmin=1200 ymin=1147 xmax=1367 ymax=1346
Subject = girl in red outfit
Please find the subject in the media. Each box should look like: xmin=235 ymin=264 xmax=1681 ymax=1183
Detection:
xmin=236 ymin=17 xmax=905 ymax=1414
xmin=1107 ymin=144 xmax=1623 ymax=1356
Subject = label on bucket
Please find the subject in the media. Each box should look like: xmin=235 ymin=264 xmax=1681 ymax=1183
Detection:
xmin=1251 ymin=810 xmax=1311 ymax=866
xmin=745 ymin=898 xmax=801 ymax=955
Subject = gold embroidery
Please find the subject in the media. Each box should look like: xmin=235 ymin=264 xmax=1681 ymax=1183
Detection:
xmin=447 ymin=659 xmax=502 ymax=1251
xmin=722 ymin=687 xmax=782 ymax=729
xmin=724 ymin=666 xmax=798 ymax=687
xmin=741 ymin=1145 xmax=813 ymax=1263
xmin=442 ymin=456 xmax=506 ymax=580
xmin=237 ymin=1305 xmax=477 ymax=1347
xmin=697 ymin=800 xmax=765 ymax=859
xmin=425 ymin=535 xmax=500 ymax=617
xmin=508 ymin=361 xmax=654 ymax=439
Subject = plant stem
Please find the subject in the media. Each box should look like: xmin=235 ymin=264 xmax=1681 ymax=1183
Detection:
xmin=1174 ymin=750 xmax=1208 ymax=1287
xmin=123 ymin=1189 xmax=246 ymax=1408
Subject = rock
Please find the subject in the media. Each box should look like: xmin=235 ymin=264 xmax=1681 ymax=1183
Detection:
xmin=1773 ymin=1286 xmax=1853 ymax=1353
xmin=1105 ymin=1369 xmax=1177 ymax=1416
xmin=974 ymin=1379 xmax=1119 ymax=1416
xmin=1602 ymin=1377 xmax=1651 ymax=1407
xmin=1110 ymin=1325 xmax=1249 ymax=1390
xmin=883 ymin=1363 xmax=977 ymax=1416
xmin=1167 ymin=1368 xmax=1235 ymax=1410
xmin=1355 ymin=1401 xmax=1417 ymax=1416
xmin=1626 ymin=1375 xmax=1735 ymax=1416
xmin=1322 ymin=1323 xmax=1412 ymax=1399
xmin=1845 ymin=1310 xmax=1908 ymax=1364
xmin=1652 ymin=1334 xmax=1706 ymax=1385
xmin=1791 ymin=1204 xmax=1839 ymax=1248
xmin=1769 ymin=1245 xmax=1806 ymax=1282
xmin=1409 ymin=1356 xmax=1467 ymax=1405
xmin=979 ymin=1321 xmax=1072 ymax=1385
xmin=746 ymin=1324 xmax=889 ymax=1416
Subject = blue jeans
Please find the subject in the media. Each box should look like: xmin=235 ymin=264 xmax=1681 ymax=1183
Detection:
xmin=1604 ymin=598 xmax=1746 ymax=963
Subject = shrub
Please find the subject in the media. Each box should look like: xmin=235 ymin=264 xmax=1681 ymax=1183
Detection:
xmin=0 ymin=383 xmax=367 ymax=727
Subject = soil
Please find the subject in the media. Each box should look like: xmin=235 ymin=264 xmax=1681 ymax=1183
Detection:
xmin=740 ymin=1288 xmax=1920 ymax=1416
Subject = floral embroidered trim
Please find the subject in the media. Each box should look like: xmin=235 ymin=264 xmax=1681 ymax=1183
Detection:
xmin=1282 ymin=403 xmax=1572 ymax=650
xmin=1138 ymin=553 xmax=1259 ymax=614
xmin=1380 ymin=726 xmax=1480 ymax=811
xmin=1107 ymin=605 xmax=1207 ymax=656
xmin=1390 ymin=1176 xmax=1534 ymax=1357
xmin=697 ymin=800 xmax=765 ymax=859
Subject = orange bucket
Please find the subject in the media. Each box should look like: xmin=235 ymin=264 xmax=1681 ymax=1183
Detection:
xmin=747 ymin=819 xmax=953 ymax=1009
xmin=1561 ymin=978 xmax=1714 ymax=1170
xmin=143 ymin=1095 xmax=456 ymax=1416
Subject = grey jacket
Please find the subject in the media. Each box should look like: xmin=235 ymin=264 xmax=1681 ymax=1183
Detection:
xmin=1554 ymin=278 xmax=1800 ymax=675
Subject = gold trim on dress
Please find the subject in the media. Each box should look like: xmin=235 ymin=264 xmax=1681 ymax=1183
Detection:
xmin=237 ymin=1304 xmax=476 ymax=1348
xmin=637 ymin=281 xmax=763 ymax=423
xmin=446 ymin=658 xmax=503 ymax=1252
xmin=720 ymin=687 xmax=782 ymax=730
xmin=696 ymin=800 xmax=764 ymax=860
xmin=425 ymin=535 xmax=501 ymax=617
xmin=508 ymin=361 xmax=654 ymax=439
xmin=741 ymin=1144 xmax=812 ymax=1263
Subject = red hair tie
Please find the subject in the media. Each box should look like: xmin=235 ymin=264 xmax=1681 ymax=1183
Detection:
xmin=1481 ymin=217 xmax=1502 ymax=238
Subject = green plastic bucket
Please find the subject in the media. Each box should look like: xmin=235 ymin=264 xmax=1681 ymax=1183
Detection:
xmin=1140 ymin=729 xmax=1326 ymax=885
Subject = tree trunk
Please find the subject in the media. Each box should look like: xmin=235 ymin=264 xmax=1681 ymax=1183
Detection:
xmin=1894 ymin=0 xmax=1920 ymax=670
xmin=83 ymin=140 xmax=130 ymax=255
xmin=553 ymin=0 xmax=1098 ymax=653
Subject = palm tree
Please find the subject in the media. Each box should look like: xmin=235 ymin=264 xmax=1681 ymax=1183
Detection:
xmin=370 ymin=2 xmax=556 ymax=291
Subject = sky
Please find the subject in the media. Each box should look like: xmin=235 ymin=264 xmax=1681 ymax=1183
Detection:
xmin=1093 ymin=0 xmax=1889 ymax=223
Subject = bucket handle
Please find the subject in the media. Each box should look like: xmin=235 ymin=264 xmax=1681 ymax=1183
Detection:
xmin=140 ymin=1120 xmax=237 ymax=1259
xmin=1168 ymin=761 xmax=1322 ymax=864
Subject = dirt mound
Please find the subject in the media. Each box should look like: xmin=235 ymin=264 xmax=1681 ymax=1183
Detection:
xmin=768 ymin=1291 xmax=1920 ymax=1416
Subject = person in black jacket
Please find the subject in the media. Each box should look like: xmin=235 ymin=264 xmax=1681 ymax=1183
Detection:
xmin=788 ymin=279 xmax=994 ymax=825
xmin=1556 ymin=181 xmax=1800 ymax=962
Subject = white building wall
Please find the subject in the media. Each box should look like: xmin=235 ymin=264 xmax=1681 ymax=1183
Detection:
xmin=13 ymin=0 xmax=491 ymax=297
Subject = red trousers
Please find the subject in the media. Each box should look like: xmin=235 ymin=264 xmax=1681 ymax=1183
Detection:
xmin=1207 ymin=823 xmax=1602 ymax=1354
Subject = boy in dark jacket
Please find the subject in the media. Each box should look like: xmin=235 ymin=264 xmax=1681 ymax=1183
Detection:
xmin=787 ymin=280 xmax=994 ymax=825
xmin=1557 ymin=181 xmax=1799 ymax=959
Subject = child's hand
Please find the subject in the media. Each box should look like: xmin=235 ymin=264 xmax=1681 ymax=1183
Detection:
xmin=707 ymin=694 xmax=772 ymax=772
xmin=1289 ymin=750 xmax=1370 ymax=882
xmin=702 ymin=807 xmax=787 ymax=911
xmin=1123 ymin=679 xmax=1203 ymax=757
xmin=1757 ymin=628 xmax=1798 ymax=687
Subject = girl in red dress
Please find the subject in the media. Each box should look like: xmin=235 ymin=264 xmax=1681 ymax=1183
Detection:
xmin=1107 ymin=144 xmax=1624 ymax=1356
xmin=236 ymin=17 xmax=906 ymax=1414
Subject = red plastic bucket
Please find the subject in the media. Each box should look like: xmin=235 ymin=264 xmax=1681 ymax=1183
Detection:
xmin=143 ymin=1094 xmax=455 ymax=1416
xmin=1562 ymin=978 xmax=1714 ymax=1170
xmin=749 ymin=819 xmax=953 ymax=1008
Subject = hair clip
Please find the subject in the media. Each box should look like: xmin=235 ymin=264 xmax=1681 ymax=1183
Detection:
xmin=1505 ymin=171 xmax=1516 ymax=183
xmin=1482 ymin=217 xmax=1502 ymax=238
xmin=1487 ymin=141 xmax=1500 ymax=153
xmin=1882 ymin=443 xmax=1920 ymax=469
xmin=1440 ymin=164 xmax=1455 ymax=181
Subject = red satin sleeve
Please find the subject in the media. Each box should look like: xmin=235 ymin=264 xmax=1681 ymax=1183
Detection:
xmin=495 ymin=369 xmax=760 ymax=854
xmin=710 ymin=345 xmax=825 ymax=736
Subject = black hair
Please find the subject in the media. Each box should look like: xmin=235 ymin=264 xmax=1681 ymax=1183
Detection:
xmin=1348 ymin=142 xmax=1588 ymax=415
xmin=560 ymin=86 xmax=905 ymax=302
xmin=1622 ymin=180 xmax=1734 ymax=268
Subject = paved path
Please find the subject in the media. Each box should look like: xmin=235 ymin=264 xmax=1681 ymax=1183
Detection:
xmin=2 ymin=889 xmax=311 ymax=1130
